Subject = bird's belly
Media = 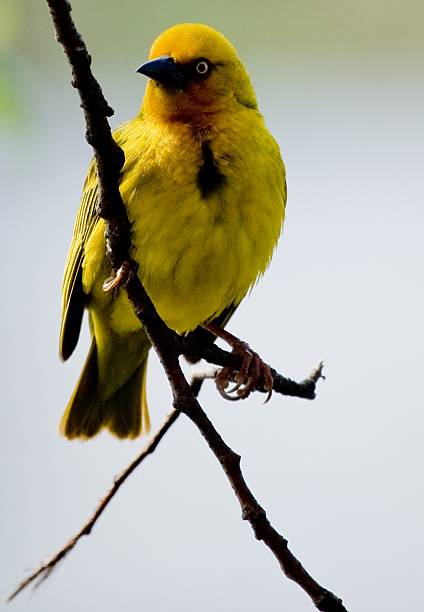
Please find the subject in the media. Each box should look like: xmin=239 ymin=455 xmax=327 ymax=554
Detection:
xmin=108 ymin=186 xmax=275 ymax=335
xmin=137 ymin=199 xmax=258 ymax=333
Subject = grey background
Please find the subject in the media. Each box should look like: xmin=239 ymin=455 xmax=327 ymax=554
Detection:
xmin=1 ymin=1 xmax=423 ymax=610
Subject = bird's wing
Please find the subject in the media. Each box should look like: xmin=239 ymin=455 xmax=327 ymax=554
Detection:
xmin=59 ymin=120 xmax=139 ymax=361
xmin=59 ymin=161 xmax=99 ymax=361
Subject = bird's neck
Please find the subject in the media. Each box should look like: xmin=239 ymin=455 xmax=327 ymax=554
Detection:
xmin=140 ymin=82 xmax=235 ymax=131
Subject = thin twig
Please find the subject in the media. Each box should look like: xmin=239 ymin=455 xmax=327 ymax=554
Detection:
xmin=9 ymin=374 xmax=213 ymax=602
xmin=197 ymin=343 xmax=325 ymax=399
xmin=8 ymin=409 xmax=179 ymax=601
xmin=12 ymin=2 xmax=347 ymax=610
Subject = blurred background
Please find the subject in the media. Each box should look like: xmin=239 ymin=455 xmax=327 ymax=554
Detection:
xmin=1 ymin=1 xmax=423 ymax=610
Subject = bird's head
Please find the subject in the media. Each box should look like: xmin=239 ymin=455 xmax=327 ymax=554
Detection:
xmin=137 ymin=23 xmax=258 ymax=125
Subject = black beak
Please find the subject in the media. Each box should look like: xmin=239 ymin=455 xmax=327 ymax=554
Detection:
xmin=136 ymin=55 xmax=188 ymax=88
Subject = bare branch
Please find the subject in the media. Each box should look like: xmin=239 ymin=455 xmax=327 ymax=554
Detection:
xmin=198 ymin=344 xmax=325 ymax=399
xmin=11 ymin=2 xmax=347 ymax=610
xmin=8 ymin=408 xmax=179 ymax=602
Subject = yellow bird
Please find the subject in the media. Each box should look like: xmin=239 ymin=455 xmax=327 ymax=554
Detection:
xmin=60 ymin=23 xmax=286 ymax=439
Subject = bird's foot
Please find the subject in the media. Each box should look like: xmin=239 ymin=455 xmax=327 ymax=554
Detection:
xmin=102 ymin=261 xmax=132 ymax=293
xmin=205 ymin=324 xmax=273 ymax=402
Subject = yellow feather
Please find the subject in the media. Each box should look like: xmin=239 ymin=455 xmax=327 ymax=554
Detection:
xmin=60 ymin=23 xmax=286 ymax=439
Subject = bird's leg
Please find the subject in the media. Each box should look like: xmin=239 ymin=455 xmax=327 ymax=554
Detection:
xmin=102 ymin=261 xmax=132 ymax=293
xmin=204 ymin=322 xmax=274 ymax=402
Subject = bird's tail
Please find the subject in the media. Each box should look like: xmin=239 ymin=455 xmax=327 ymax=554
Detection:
xmin=60 ymin=326 xmax=151 ymax=440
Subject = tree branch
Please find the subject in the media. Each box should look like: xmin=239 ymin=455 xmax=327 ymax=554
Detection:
xmin=8 ymin=408 xmax=180 ymax=602
xmin=11 ymin=1 xmax=347 ymax=610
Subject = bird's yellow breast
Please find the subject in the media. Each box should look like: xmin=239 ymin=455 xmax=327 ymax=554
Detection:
xmin=83 ymin=107 xmax=285 ymax=335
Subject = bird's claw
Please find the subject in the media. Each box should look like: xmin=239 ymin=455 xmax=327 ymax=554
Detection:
xmin=227 ymin=379 xmax=244 ymax=394
xmin=102 ymin=261 xmax=132 ymax=293
xmin=216 ymin=374 xmax=243 ymax=401
xmin=215 ymin=344 xmax=274 ymax=402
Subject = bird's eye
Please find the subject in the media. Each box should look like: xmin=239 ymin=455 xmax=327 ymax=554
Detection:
xmin=195 ymin=61 xmax=209 ymax=75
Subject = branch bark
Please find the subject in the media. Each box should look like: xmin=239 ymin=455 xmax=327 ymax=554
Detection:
xmin=11 ymin=2 xmax=348 ymax=610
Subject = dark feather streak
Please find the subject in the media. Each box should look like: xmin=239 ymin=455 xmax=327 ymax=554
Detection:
xmin=60 ymin=265 xmax=85 ymax=361
xmin=197 ymin=142 xmax=226 ymax=198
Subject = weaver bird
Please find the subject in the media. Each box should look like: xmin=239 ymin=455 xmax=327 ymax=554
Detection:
xmin=60 ymin=23 xmax=286 ymax=439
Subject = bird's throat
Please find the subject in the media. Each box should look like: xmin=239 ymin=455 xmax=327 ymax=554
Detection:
xmin=142 ymin=81 xmax=229 ymax=129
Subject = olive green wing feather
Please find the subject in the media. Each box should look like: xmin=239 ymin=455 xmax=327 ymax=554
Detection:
xmin=59 ymin=122 xmax=137 ymax=361
xmin=60 ymin=162 xmax=99 ymax=361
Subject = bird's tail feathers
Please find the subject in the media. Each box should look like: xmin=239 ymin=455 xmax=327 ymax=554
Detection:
xmin=60 ymin=339 xmax=150 ymax=440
